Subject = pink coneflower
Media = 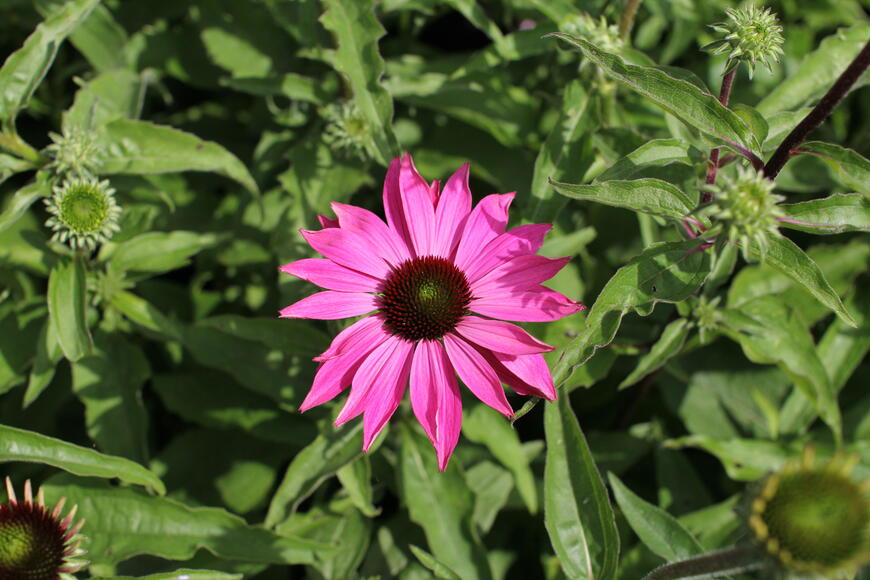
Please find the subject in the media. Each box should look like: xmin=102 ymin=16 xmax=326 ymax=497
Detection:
xmin=280 ymin=154 xmax=584 ymax=470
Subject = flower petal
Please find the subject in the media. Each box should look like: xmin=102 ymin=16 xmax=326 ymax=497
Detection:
xmin=317 ymin=215 xmax=339 ymax=228
xmin=382 ymin=157 xmax=413 ymax=252
xmin=432 ymin=163 xmax=472 ymax=258
xmin=361 ymin=340 xmax=414 ymax=450
xmin=280 ymin=291 xmax=377 ymax=320
xmin=410 ymin=340 xmax=463 ymax=470
xmin=314 ymin=315 xmax=384 ymax=361
xmin=301 ymin=227 xmax=391 ymax=279
xmin=454 ymin=192 xmax=516 ymax=272
xmin=471 ymin=255 xmax=570 ymax=296
xmin=469 ymin=287 xmax=584 ymax=322
xmin=464 ymin=223 xmax=552 ymax=283
xmin=331 ymin=202 xmax=411 ymax=265
xmin=488 ymin=352 xmax=556 ymax=400
xmin=399 ymin=153 xmax=437 ymax=256
xmin=443 ymin=333 xmax=512 ymax=417
xmin=334 ymin=335 xmax=411 ymax=427
xmin=300 ymin=321 xmax=390 ymax=411
xmin=454 ymin=317 xmax=553 ymax=355
xmin=280 ymin=258 xmax=381 ymax=293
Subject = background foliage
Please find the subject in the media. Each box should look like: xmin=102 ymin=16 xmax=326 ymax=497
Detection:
xmin=0 ymin=0 xmax=868 ymax=578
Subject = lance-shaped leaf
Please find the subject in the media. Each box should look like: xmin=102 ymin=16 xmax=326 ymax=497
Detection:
xmin=0 ymin=424 xmax=164 ymax=494
xmin=594 ymin=139 xmax=699 ymax=182
xmin=0 ymin=181 xmax=50 ymax=233
xmin=107 ymin=231 xmax=221 ymax=279
xmin=24 ymin=316 xmax=63 ymax=407
xmin=48 ymin=256 xmax=93 ymax=362
xmin=547 ymin=33 xmax=754 ymax=152
xmin=544 ymin=395 xmax=619 ymax=580
xmin=91 ymin=571 xmax=241 ymax=580
xmin=778 ymin=193 xmax=870 ymax=235
xmin=399 ymin=424 xmax=492 ymax=580
xmin=99 ymin=119 xmax=259 ymax=195
xmin=796 ymin=142 xmax=870 ymax=196
xmin=619 ymin=318 xmax=691 ymax=389
xmin=320 ymin=0 xmax=400 ymax=165
xmin=608 ymin=473 xmax=703 ymax=562
xmin=550 ymin=178 xmax=696 ymax=222
xmin=40 ymin=478 xmax=327 ymax=566
xmin=553 ymin=240 xmax=711 ymax=386
xmin=745 ymin=235 xmax=855 ymax=326
xmin=0 ymin=0 xmax=99 ymax=125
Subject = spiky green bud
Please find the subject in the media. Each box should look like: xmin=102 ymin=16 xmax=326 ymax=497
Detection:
xmin=322 ymin=102 xmax=374 ymax=161
xmin=44 ymin=130 xmax=103 ymax=179
xmin=704 ymin=4 xmax=784 ymax=78
xmin=559 ymin=13 xmax=623 ymax=53
xmin=44 ymin=177 xmax=121 ymax=251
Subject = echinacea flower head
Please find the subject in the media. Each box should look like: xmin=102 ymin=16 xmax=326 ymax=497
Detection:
xmin=280 ymin=154 xmax=584 ymax=469
xmin=44 ymin=177 xmax=121 ymax=251
xmin=747 ymin=448 xmax=870 ymax=576
xmin=0 ymin=478 xmax=87 ymax=580
xmin=703 ymin=4 xmax=784 ymax=78
xmin=44 ymin=129 xmax=103 ymax=179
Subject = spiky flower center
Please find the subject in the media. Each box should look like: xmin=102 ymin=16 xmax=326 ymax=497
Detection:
xmin=761 ymin=470 xmax=868 ymax=568
xmin=0 ymin=501 xmax=67 ymax=580
xmin=58 ymin=183 xmax=111 ymax=234
xmin=45 ymin=178 xmax=121 ymax=250
xmin=378 ymin=256 xmax=472 ymax=341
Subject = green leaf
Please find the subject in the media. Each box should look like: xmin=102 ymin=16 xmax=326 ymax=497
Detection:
xmin=0 ymin=424 xmax=164 ymax=494
xmin=619 ymin=318 xmax=691 ymax=389
xmin=796 ymin=142 xmax=870 ymax=196
xmin=108 ymin=289 xmax=182 ymax=340
xmin=48 ymin=256 xmax=93 ymax=362
xmin=92 ymin=570 xmax=242 ymax=580
xmin=336 ymin=455 xmax=379 ymax=517
xmin=64 ymin=69 xmax=144 ymax=132
xmin=466 ymin=461 xmax=513 ymax=534
xmin=779 ymin=193 xmax=870 ymax=234
xmin=550 ymin=178 xmax=696 ymax=221
xmin=748 ymin=235 xmax=855 ymax=326
xmin=319 ymin=0 xmax=400 ymax=165
xmin=72 ymin=332 xmax=150 ymax=463
xmin=222 ymin=73 xmax=332 ymax=103
xmin=544 ymin=396 xmax=619 ymax=580
xmin=758 ymin=24 xmax=870 ymax=117
xmin=462 ymin=404 xmax=538 ymax=514
xmin=665 ymin=436 xmax=797 ymax=481
xmin=0 ymin=301 xmax=44 ymax=394
xmin=0 ymin=152 xmax=33 ymax=185
xmin=593 ymin=139 xmax=699 ymax=183
xmin=0 ymin=0 xmax=99 ymax=126
xmin=24 ymin=316 xmax=63 ymax=407
xmin=107 ymin=231 xmax=221 ymax=278
xmin=529 ymin=79 xmax=595 ymax=222
xmin=399 ymin=423 xmax=492 ymax=580
xmin=607 ymin=473 xmax=703 ymax=562
xmin=553 ymin=240 xmax=712 ymax=386
xmin=0 ymin=181 xmax=49 ymax=234
xmin=99 ymin=119 xmax=259 ymax=195
xmin=265 ymin=422 xmax=365 ymax=527
xmin=720 ymin=296 xmax=840 ymax=438
xmin=36 ymin=0 xmax=128 ymax=73
xmin=40 ymin=478 xmax=325 ymax=566
xmin=548 ymin=33 xmax=753 ymax=152
xmin=409 ymin=545 xmax=462 ymax=580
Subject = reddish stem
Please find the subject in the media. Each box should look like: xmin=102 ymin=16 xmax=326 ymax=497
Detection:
xmin=703 ymin=68 xmax=737 ymax=202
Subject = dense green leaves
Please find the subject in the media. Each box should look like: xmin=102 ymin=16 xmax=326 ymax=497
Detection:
xmin=779 ymin=193 xmax=870 ymax=234
xmin=544 ymin=395 xmax=619 ymax=580
xmin=796 ymin=142 xmax=870 ymax=196
xmin=0 ymin=425 xmax=164 ymax=494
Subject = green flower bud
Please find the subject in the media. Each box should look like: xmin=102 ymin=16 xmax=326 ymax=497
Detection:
xmin=44 ymin=130 xmax=103 ymax=179
xmin=747 ymin=448 xmax=870 ymax=577
xmin=704 ymin=4 xmax=784 ymax=78
xmin=700 ymin=166 xmax=785 ymax=261
xmin=559 ymin=13 xmax=623 ymax=54
xmin=1 ymin=478 xmax=88 ymax=580
xmin=322 ymin=102 xmax=375 ymax=161
xmin=44 ymin=177 xmax=121 ymax=251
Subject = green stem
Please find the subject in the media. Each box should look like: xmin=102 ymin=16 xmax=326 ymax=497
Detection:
xmin=618 ymin=0 xmax=642 ymax=41
xmin=0 ymin=132 xmax=46 ymax=166
xmin=642 ymin=545 xmax=765 ymax=580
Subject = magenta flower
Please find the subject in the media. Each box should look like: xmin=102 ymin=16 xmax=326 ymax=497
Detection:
xmin=280 ymin=154 xmax=584 ymax=470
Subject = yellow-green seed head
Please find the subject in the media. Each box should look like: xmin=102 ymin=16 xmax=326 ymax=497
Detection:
xmin=701 ymin=166 xmax=785 ymax=261
xmin=704 ymin=4 xmax=784 ymax=78
xmin=747 ymin=449 xmax=870 ymax=576
xmin=44 ymin=178 xmax=121 ymax=251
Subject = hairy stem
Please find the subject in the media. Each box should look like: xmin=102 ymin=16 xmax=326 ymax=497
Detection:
xmin=618 ymin=0 xmax=642 ymax=41
xmin=764 ymin=38 xmax=870 ymax=179
xmin=0 ymin=132 xmax=45 ymax=166
xmin=703 ymin=67 xmax=737 ymax=201
xmin=642 ymin=545 xmax=765 ymax=580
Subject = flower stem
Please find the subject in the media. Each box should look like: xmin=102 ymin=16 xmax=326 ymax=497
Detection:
xmin=642 ymin=545 xmax=765 ymax=580
xmin=618 ymin=0 xmax=642 ymax=41
xmin=0 ymin=132 xmax=45 ymax=166
xmin=703 ymin=67 xmax=737 ymax=201
xmin=764 ymin=38 xmax=870 ymax=179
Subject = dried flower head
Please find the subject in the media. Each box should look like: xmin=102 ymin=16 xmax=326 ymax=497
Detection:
xmin=44 ymin=130 xmax=103 ymax=179
xmin=0 ymin=478 xmax=88 ymax=580
xmin=704 ymin=4 xmax=784 ymax=78
xmin=44 ymin=177 xmax=121 ymax=251
xmin=700 ymin=166 xmax=785 ymax=261
xmin=747 ymin=448 xmax=870 ymax=576
xmin=322 ymin=102 xmax=374 ymax=161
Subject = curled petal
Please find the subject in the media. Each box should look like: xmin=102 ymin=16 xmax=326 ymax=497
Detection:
xmin=314 ymin=315 xmax=384 ymax=362
xmin=410 ymin=340 xmax=463 ymax=470
xmin=301 ymin=227 xmax=391 ymax=279
xmin=399 ymin=153 xmax=437 ymax=256
xmin=443 ymin=333 xmax=512 ymax=417
xmin=489 ymin=351 xmax=557 ymax=400
xmin=331 ymin=202 xmax=411 ymax=265
xmin=469 ymin=287 xmax=584 ymax=322
xmin=471 ymin=255 xmax=570 ymax=296
xmin=432 ymin=163 xmax=471 ymax=258
xmin=361 ymin=340 xmax=415 ymax=450
xmin=454 ymin=192 xmax=515 ymax=272
xmin=455 ymin=317 xmax=553 ymax=355
xmin=464 ymin=223 xmax=552 ymax=282
xmin=280 ymin=258 xmax=380 ymax=293
xmin=280 ymin=291 xmax=377 ymax=320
